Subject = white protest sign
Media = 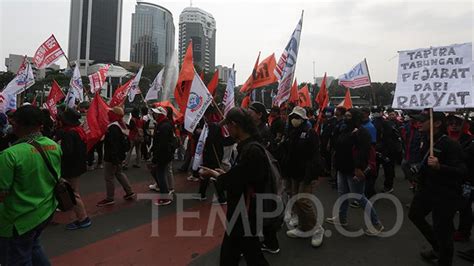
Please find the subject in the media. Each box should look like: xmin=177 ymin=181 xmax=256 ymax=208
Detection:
xmin=392 ymin=43 xmax=473 ymax=110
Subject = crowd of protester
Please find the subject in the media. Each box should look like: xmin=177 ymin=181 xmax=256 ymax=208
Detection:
xmin=0 ymin=101 xmax=473 ymax=266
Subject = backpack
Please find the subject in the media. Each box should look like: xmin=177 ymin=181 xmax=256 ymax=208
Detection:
xmin=249 ymin=142 xmax=285 ymax=229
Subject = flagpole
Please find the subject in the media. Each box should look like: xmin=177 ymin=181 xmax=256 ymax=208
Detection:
xmin=364 ymin=58 xmax=376 ymax=106
xmin=52 ymin=34 xmax=73 ymax=69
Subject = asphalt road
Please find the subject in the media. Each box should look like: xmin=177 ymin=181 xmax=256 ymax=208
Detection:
xmin=40 ymin=161 xmax=474 ymax=266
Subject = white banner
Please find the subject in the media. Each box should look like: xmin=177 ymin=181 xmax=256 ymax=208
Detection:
xmin=338 ymin=59 xmax=371 ymax=89
xmin=3 ymin=57 xmax=35 ymax=96
xmin=392 ymin=43 xmax=473 ymax=110
xmin=128 ymin=66 xmax=143 ymax=102
xmin=184 ymin=71 xmax=213 ymax=133
xmin=192 ymin=123 xmax=209 ymax=171
xmin=223 ymin=65 xmax=235 ymax=115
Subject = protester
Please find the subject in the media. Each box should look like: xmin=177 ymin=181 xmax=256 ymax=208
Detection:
xmin=87 ymin=140 xmax=104 ymax=170
xmin=446 ymin=114 xmax=474 ymax=242
xmin=97 ymin=106 xmax=136 ymax=207
xmin=283 ymin=106 xmax=325 ymax=247
xmin=0 ymin=105 xmax=61 ymax=265
xmin=400 ymin=112 xmax=423 ymax=193
xmin=360 ymin=107 xmax=377 ymax=200
xmin=192 ymin=106 xmax=226 ymax=204
xmin=248 ymin=102 xmax=271 ymax=147
xmin=125 ymin=107 xmax=144 ymax=169
xmin=150 ymin=107 xmax=175 ymax=206
xmin=199 ymin=107 xmax=270 ymax=266
xmin=56 ymin=108 xmax=91 ymax=230
xmin=372 ymin=106 xmax=401 ymax=193
xmin=326 ymin=108 xmax=384 ymax=237
xmin=408 ymin=111 xmax=467 ymax=266
xmin=0 ymin=113 xmax=9 ymax=151
xmin=328 ymin=106 xmax=346 ymax=187
xmin=320 ymin=106 xmax=336 ymax=177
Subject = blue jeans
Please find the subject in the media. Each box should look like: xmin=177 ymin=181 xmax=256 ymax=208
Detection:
xmin=337 ymin=171 xmax=380 ymax=226
xmin=0 ymin=215 xmax=52 ymax=266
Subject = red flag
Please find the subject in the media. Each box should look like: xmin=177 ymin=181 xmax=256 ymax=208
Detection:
xmin=33 ymin=34 xmax=65 ymax=69
xmin=315 ymin=73 xmax=329 ymax=110
xmin=174 ymin=41 xmax=194 ymax=113
xmin=109 ymin=79 xmax=133 ymax=107
xmin=241 ymin=95 xmax=251 ymax=108
xmin=288 ymin=79 xmax=299 ymax=104
xmin=84 ymin=93 xmax=110 ymax=151
xmin=240 ymin=52 xmax=261 ymax=93
xmin=43 ymin=80 xmax=65 ymax=119
xmin=207 ymin=69 xmax=219 ymax=96
xmin=31 ymin=96 xmax=37 ymax=107
xmin=298 ymin=85 xmax=312 ymax=108
xmin=339 ymin=88 xmax=353 ymax=109
xmin=240 ymin=53 xmax=278 ymax=93
xmin=200 ymin=70 xmax=205 ymax=81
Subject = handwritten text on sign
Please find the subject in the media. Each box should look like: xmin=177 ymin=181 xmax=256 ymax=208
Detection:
xmin=392 ymin=43 xmax=472 ymax=110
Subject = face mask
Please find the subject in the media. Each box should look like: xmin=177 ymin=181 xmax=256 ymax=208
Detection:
xmin=291 ymin=118 xmax=303 ymax=128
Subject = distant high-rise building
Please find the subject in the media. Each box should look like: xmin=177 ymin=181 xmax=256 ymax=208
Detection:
xmin=216 ymin=65 xmax=236 ymax=84
xmin=179 ymin=7 xmax=216 ymax=73
xmin=68 ymin=0 xmax=122 ymax=73
xmin=130 ymin=1 xmax=175 ymax=67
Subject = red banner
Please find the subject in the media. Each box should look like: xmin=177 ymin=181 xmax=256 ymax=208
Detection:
xmin=174 ymin=41 xmax=194 ymax=113
xmin=88 ymin=64 xmax=110 ymax=93
xmin=84 ymin=93 xmax=110 ymax=151
xmin=288 ymin=79 xmax=299 ymax=104
xmin=33 ymin=34 xmax=65 ymax=69
xmin=240 ymin=53 xmax=278 ymax=93
xmin=109 ymin=79 xmax=133 ymax=107
xmin=298 ymin=85 xmax=312 ymax=108
xmin=43 ymin=80 xmax=65 ymax=119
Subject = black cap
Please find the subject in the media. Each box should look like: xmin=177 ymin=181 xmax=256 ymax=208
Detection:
xmin=248 ymin=102 xmax=268 ymax=122
xmin=58 ymin=108 xmax=82 ymax=126
xmin=411 ymin=111 xmax=446 ymax=122
xmin=13 ymin=105 xmax=44 ymax=128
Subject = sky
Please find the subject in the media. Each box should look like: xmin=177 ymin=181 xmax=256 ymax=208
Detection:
xmin=0 ymin=0 xmax=472 ymax=85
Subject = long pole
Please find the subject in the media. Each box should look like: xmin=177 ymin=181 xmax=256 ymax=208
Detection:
xmin=364 ymin=58 xmax=376 ymax=106
xmin=429 ymin=108 xmax=434 ymax=157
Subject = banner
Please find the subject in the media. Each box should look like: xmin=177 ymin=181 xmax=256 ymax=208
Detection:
xmin=207 ymin=70 xmax=220 ymax=96
xmin=128 ymin=66 xmax=143 ymax=102
xmin=66 ymin=64 xmax=84 ymax=107
xmin=338 ymin=88 xmax=353 ymax=109
xmin=145 ymin=68 xmax=164 ymax=101
xmin=288 ymin=79 xmax=298 ymax=104
xmin=0 ymin=92 xmax=17 ymax=113
xmin=223 ymin=65 xmax=235 ymax=115
xmin=274 ymin=14 xmax=304 ymax=106
xmin=43 ymin=80 xmax=65 ymax=119
xmin=175 ymin=41 xmax=194 ymax=113
xmin=83 ymin=93 xmax=110 ymax=151
xmin=3 ymin=57 xmax=35 ymax=96
xmin=33 ymin=34 xmax=65 ymax=69
xmin=315 ymin=72 xmax=329 ymax=110
xmin=392 ymin=43 xmax=473 ymax=110
xmin=192 ymin=123 xmax=209 ymax=171
xmin=184 ymin=71 xmax=213 ymax=132
xmin=89 ymin=64 xmax=110 ymax=93
xmin=338 ymin=59 xmax=371 ymax=89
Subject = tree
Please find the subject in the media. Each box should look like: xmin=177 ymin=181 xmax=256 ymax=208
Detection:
xmin=0 ymin=71 xmax=15 ymax=89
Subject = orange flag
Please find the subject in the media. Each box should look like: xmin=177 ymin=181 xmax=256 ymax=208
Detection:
xmin=288 ymin=79 xmax=299 ymax=104
xmin=240 ymin=53 xmax=278 ymax=93
xmin=339 ymin=88 xmax=353 ymax=109
xmin=207 ymin=69 xmax=219 ymax=96
xmin=298 ymin=85 xmax=312 ymax=108
xmin=239 ymin=52 xmax=260 ymax=93
xmin=241 ymin=95 xmax=251 ymax=108
xmin=174 ymin=41 xmax=194 ymax=113
xmin=315 ymin=72 xmax=329 ymax=110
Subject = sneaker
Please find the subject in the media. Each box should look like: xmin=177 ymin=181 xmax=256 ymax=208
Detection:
xmin=382 ymin=187 xmax=394 ymax=194
xmin=96 ymin=199 xmax=115 ymax=207
xmin=149 ymin=183 xmax=160 ymax=192
xmin=191 ymin=194 xmax=207 ymax=201
xmin=169 ymin=188 xmax=175 ymax=194
xmin=123 ymin=192 xmax=136 ymax=201
xmin=187 ymin=175 xmax=200 ymax=182
xmin=350 ymin=201 xmax=361 ymax=208
xmin=364 ymin=223 xmax=384 ymax=237
xmin=454 ymin=231 xmax=470 ymax=242
xmin=132 ymin=164 xmax=140 ymax=168
xmin=420 ymin=249 xmax=439 ymax=261
xmin=261 ymin=243 xmax=280 ymax=254
xmin=212 ymin=199 xmax=227 ymax=205
xmin=154 ymin=199 xmax=172 ymax=206
xmin=325 ymin=216 xmax=348 ymax=227
xmin=284 ymin=210 xmax=292 ymax=223
xmin=288 ymin=216 xmax=299 ymax=227
xmin=95 ymin=163 xmax=104 ymax=169
xmin=66 ymin=217 xmax=92 ymax=230
xmin=311 ymin=228 xmax=325 ymax=247
xmin=286 ymin=228 xmax=312 ymax=239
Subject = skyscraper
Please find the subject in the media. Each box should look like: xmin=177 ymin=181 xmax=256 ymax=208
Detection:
xmin=130 ymin=1 xmax=175 ymax=67
xmin=179 ymin=7 xmax=216 ymax=73
xmin=68 ymin=0 xmax=122 ymax=73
